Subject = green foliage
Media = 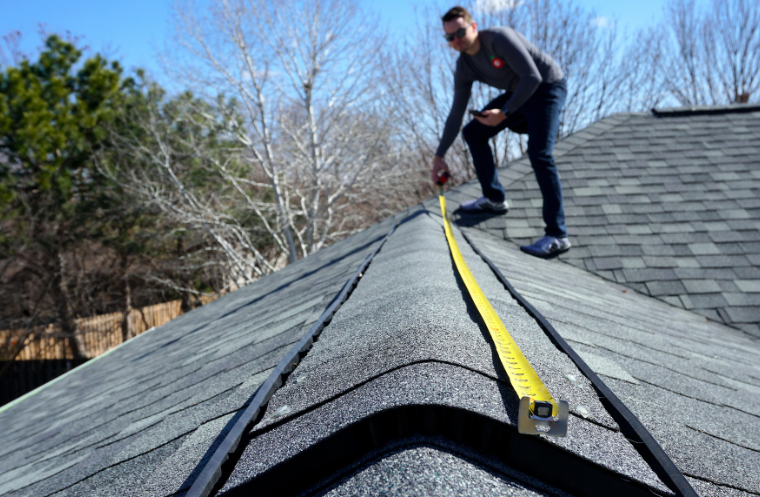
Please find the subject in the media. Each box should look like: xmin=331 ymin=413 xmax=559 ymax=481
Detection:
xmin=0 ymin=35 xmax=138 ymax=223
xmin=0 ymin=34 xmax=154 ymax=337
xmin=0 ymin=33 xmax=270 ymax=332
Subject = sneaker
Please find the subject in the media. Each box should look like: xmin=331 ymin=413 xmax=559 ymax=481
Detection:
xmin=520 ymin=236 xmax=571 ymax=258
xmin=457 ymin=196 xmax=509 ymax=214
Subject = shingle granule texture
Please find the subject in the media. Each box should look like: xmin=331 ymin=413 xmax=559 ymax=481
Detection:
xmin=310 ymin=436 xmax=567 ymax=497
xmin=221 ymin=213 xmax=671 ymax=495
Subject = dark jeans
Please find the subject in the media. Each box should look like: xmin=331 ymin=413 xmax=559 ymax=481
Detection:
xmin=462 ymin=79 xmax=568 ymax=238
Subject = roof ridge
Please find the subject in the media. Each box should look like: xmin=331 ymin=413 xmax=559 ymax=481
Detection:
xmin=652 ymin=102 xmax=760 ymax=117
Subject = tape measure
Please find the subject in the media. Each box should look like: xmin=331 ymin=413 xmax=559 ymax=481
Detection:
xmin=439 ymin=194 xmax=568 ymax=436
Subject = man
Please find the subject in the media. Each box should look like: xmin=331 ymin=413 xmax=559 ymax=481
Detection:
xmin=432 ymin=6 xmax=570 ymax=258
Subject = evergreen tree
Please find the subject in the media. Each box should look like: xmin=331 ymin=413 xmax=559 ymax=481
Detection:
xmin=0 ymin=35 xmax=139 ymax=358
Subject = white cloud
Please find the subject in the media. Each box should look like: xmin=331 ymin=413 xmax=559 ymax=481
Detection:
xmin=474 ymin=0 xmax=521 ymax=14
xmin=592 ymin=16 xmax=611 ymax=28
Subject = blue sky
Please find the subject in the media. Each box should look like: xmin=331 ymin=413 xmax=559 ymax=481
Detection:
xmin=1 ymin=0 xmax=666 ymax=83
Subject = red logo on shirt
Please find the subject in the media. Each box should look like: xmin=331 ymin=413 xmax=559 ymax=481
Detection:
xmin=491 ymin=56 xmax=504 ymax=69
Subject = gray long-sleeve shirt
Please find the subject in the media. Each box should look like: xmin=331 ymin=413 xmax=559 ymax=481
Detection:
xmin=435 ymin=27 xmax=564 ymax=158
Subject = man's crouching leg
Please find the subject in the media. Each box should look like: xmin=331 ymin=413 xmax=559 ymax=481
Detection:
xmin=458 ymin=120 xmax=508 ymax=214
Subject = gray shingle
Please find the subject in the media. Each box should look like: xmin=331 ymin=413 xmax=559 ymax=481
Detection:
xmin=693 ymin=221 xmax=731 ymax=232
xmin=688 ymin=243 xmax=721 ymax=255
xmin=696 ymin=255 xmax=751 ymax=267
xmin=641 ymin=256 xmax=680 ymax=268
xmin=743 ymin=241 xmax=760 ymax=253
xmin=641 ymin=244 xmax=676 ymax=256
xmin=676 ymin=258 xmax=702 ymax=268
xmin=622 ymin=268 xmax=679 ymax=282
xmin=656 ymin=223 xmax=695 ymax=233
xmin=660 ymin=232 xmax=713 ymax=244
xmin=708 ymin=231 xmax=746 ymax=242
xmin=626 ymin=225 xmax=654 ymax=235
xmin=605 ymin=224 xmax=630 ymax=235
xmin=621 ymin=257 xmax=647 ymax=269
xmin=646 ymin=280 xmax=688 ymax=296
xmin=686 ymin=293 xmax=729 ymax=308
xmin=726 ymin=219 xmax=760 ymax=230
xmin=683 ymin=280 xmax=723 ymax=294
xmin=735 ymin=280 xmax=760 ymax=292
xmin=672 ymin=244 xmax=696 ymax=256
xmin=723 ymin=293 xmax=760 ymax=306
xmin=715 ymin=280 xmax=741 ymax=292
xmin=587 ymin=245 xmax=623 ymax=257
xmin=648 ymin=212 xmax=678 ymax=223
xmin=725 ymin=307 xmax=760 ymax=323
xmin=716 ymin=242 xmax=749 ymax=255
xmin=592 ymin=257 xmax=624 ymax=270
xmin=308 ymin=442 xmax=561 ymax=497
xmin=613 ymin=234 xmax=662 ymax=245
xmin=719 ymin=209 xmax=752 ymax=220
xmin=737 ymin=267 xmax=760 ymax=279
xmin=573 ymin=226 xmax=609 ymax=236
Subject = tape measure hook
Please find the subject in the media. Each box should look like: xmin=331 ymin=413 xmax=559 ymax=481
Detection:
xmin=518 ymin=397 xmax=569 ymax=437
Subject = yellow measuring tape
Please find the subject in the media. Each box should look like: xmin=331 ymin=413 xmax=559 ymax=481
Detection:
xmin=439 ymin=195 xmax=567 ymax=435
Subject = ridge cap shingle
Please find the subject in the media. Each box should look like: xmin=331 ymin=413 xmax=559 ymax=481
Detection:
xmin=652 ymin=102 xmax=760 ymax=117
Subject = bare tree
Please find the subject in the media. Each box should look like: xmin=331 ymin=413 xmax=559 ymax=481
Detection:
xmin=101 ymin=90 xmax=275 ymax=290
xmin=163 ymin=0 xmax=300 ymax=264
xmin=106 ymin=0 xmax=406 ymax=291
xmin=711 ymin=0 xmax=760 ymax=102
xmin=658 ymin=0 xmax=721 ymax=105
xmin=0 ymin=31 xmax=25 ymax=67
xmin=612 ymin=25 xmax=670 ymax=112
xmin=657 ymin=0 xmax=760 ymax=105
xmin=261 ymin=0 xmax=403 ymax=254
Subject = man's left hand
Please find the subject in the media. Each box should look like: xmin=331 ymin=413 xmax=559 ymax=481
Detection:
xmin=474 ymin=109 xmax=506 ymax=127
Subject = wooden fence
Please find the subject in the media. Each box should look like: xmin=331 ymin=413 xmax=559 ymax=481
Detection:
xmin=1 ymin=297 xmax=215 ymax=361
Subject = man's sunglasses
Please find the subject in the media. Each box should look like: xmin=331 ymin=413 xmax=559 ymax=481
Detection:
xmin=443 ymin=26 xmax=469 ymax=42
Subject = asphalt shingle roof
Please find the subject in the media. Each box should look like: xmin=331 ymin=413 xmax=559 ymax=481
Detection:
xmin=213 ymin=199 xmax=760 ymax=496
xmin=0 ymin=216 xmax=396 ymax=497
xmin=1 ymin=104 xmax=759 ymax=497
xmin=459 ymin=226 xmax=760 ymax=495
xmin=460 ymin=103 xmax=760 ymax=338
xmin=220 ymin=212 xmax=670 ymax=495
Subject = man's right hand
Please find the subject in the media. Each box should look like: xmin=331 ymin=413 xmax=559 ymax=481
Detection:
xmin=431 ymin=156 xmax=450 ymax=185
